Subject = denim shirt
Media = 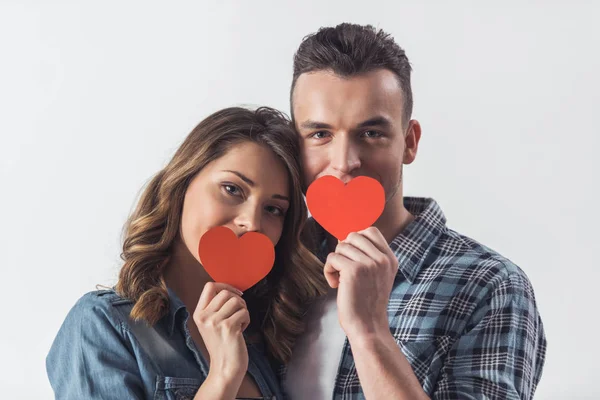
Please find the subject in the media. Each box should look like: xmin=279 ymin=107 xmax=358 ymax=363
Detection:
xmin=46 ymin=288 xmax=282 ymax=399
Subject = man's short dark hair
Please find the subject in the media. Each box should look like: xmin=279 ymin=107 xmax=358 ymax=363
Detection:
xmin=291 ymin=23 xmax=413 ymax=125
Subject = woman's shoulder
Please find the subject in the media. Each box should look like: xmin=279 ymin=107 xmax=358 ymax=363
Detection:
xmin=64 ymin=289 xmax=135 ymax=332
xmin=73 ymin=288 xmax=132 ymax=309
xmin=47 ymin=290 xmax=146 ymax=397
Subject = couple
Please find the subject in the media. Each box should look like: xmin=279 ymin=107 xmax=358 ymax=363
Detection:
xmin=47 ymin=23 xmax=546 ymax=399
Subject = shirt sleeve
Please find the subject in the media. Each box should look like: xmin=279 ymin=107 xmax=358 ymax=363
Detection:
xmin=46 ymin=292 xmax=145 ymax=399
xmin=433 ymin=272 xmax=547 ymax=400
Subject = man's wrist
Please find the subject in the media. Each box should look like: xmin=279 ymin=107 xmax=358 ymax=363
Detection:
xmin=346 ymin=325 xmax=396 ymax=351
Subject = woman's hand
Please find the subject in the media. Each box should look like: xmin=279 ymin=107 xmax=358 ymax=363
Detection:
xmin=193 ymin=282 xmax=250 ymax=398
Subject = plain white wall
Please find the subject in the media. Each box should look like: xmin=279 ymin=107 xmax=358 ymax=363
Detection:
xmin=1 ymin=1 xmax=598 ymax=398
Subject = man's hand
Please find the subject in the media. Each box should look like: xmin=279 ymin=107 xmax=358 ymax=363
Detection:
xmin=323 ymin=226 xmax=398 ymax=340
xmin=324 ymin=227 xmax=429 ymax=399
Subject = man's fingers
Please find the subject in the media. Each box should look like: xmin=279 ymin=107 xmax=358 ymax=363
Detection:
xmin=324 ymin=252 xmax=353 ymax=288
xmin=358 ymin=227 xmax=391 ymax=255
xmin=324 ymin=269 xmax=339 ymax=288
xmin=335 ymin=240 xmax=372 ymax=265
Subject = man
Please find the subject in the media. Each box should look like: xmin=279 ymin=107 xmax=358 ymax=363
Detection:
xmin=282 ymin=23 xmax=546 ymax=399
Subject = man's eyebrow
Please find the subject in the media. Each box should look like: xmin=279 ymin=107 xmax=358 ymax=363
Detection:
xmin=299 ymin=120 xmax=333 ymax=130
xmin=222 ymin=170 xmax=289 ymax=202
xmin=356 ymin=116 xmax=392 ymax=129
xmin=299 ymin=116 xmax=392 ymax=131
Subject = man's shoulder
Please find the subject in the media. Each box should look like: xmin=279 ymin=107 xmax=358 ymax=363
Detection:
xmin=428 ymin=227 xmax=534 ymax=295
xmin=388 ymin=227 xmax=541 ymax=339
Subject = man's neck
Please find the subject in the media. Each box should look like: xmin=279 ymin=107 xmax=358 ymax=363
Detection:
xmin=326 ymin=195 xmax=414 ymax=252
xmin=377 ymin=199 xmax=415 ymax=244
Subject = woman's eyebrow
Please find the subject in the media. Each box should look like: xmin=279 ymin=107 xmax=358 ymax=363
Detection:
xmin=272 ymin=194 xmax=290 ymax=202
xmin=222 ymin=170 xmax=255 ymax=186
xmin=222 ymin=170 xmax=289 ymax=201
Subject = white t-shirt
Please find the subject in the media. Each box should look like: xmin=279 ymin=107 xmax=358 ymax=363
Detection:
xmin=283 ymin=287 xmax=347 ymax=399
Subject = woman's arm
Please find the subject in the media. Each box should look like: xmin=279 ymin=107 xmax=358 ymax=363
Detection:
xmin=46 ymin=292 xmax=145 ymax=399
xmin=193 ymin=372 xmax=240 ymax=400
xmin=192 ymin=282 xmax=252 ymax=400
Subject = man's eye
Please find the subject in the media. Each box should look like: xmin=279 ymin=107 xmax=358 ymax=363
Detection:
xmin=310 ymin=131 xmax=330 ymax=139
xmin=362 ymin=130 xmax=382 ymax=138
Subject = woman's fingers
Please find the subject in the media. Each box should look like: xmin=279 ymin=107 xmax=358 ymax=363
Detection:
xmin=215 ymin=295 xmax=247 ymax=321
xmin=227 ymin=308 xmax=251 ymax=333
xmin=197 ymin=282 xmax=243 ymax=311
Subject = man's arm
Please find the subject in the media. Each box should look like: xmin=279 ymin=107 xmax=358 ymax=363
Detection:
xmin=324 ymin=227 xmax=430 ymax=399
xmin=433 ymin=272 xmax=546 ymax=399
xmin=348 ymin=330 xmax=429 ymax=399
xmin=325 ymin=227 xmax=546 ymax=399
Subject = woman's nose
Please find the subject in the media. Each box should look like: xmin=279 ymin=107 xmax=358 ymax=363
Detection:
xmin=233 ymin=207 xmax=261 ymax=236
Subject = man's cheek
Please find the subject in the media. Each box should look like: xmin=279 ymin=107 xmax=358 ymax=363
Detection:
xmin=303 ymin=154 xmax=324 ymax=182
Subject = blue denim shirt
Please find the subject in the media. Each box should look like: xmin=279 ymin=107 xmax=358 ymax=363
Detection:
xmin=46 ymin=288 xmax=282 ymax=399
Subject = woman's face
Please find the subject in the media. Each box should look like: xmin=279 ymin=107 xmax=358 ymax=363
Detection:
xmin=180 ymin=141 xmax=291 ymax=264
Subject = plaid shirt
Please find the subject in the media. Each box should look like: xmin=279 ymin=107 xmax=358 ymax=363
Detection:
xmin=281 ymin=197 xmax=546 ymax=399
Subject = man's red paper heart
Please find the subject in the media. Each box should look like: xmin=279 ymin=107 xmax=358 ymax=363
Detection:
xmin=306 ymin=175 xmax=385 ymax=240
xmin=198 ymin=226 xmax=275 ymax=292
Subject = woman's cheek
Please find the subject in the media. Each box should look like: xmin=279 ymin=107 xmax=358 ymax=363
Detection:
xmin=267 ymin=220 xmax=285 ymax=246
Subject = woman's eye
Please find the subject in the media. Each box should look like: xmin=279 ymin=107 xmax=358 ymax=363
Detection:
xmin=266 ymin=205 xmax=285 ymax=217
xmin=223 ymin=184 xmax=241 ymax=196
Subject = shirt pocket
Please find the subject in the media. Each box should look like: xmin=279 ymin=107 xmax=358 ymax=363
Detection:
xmin=394 ymin=336 xmax=452 ymax=394
xmin=154 ymin=376 xmax=203 ymax=400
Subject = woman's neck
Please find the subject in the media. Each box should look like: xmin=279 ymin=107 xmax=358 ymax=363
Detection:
xmin=163 ymin=236 xmax=213 ymax=310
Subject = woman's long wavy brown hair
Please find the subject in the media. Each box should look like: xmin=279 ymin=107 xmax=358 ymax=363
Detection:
xmin=115 ymin=107 xmax=327 ymax=365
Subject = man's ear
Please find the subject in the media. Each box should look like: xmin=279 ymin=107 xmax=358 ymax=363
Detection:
xmin=403 ymin=119 xmax=422 ymax=165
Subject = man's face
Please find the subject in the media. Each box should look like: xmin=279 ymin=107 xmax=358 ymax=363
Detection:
xmin=292 ymin=68 xmax=419 ymax=203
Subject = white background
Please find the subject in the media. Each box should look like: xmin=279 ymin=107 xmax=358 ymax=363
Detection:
xmin=1 ymin=1 xmax=598 ymax=399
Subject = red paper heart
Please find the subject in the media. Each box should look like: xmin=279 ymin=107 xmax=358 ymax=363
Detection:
xmin=198 ymin=226 xmax=275 ymax=292
xmin=306 ymin=175 xmax=385 ymax=240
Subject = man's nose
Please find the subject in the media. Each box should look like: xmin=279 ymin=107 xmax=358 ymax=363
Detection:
xmin=330 ymin=137 xmax=361 ymax=179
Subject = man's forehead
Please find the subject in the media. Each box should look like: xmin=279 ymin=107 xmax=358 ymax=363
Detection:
xmin=294 ymin=69 xmax=401 ymax=97
xmin=292 ymin=69 xmax=404 ymax=126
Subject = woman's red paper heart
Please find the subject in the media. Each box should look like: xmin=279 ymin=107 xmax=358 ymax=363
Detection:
xmin=306 ymin=175 xmax=385 ymax=240
xmin=198 ymin=226 xmax=275 ymax=292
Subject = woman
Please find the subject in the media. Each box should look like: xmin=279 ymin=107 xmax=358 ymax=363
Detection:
xmin=46 ymin=107 xmax=327 ymax=399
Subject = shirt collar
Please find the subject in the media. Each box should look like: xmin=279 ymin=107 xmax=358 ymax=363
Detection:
xmin=166 ymin=286 xmax=188 ymax=337
xmin=311 ymin=197 xmax=447 ymax=284
xmin=390 ymin=197 xmax=447 ymax=283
